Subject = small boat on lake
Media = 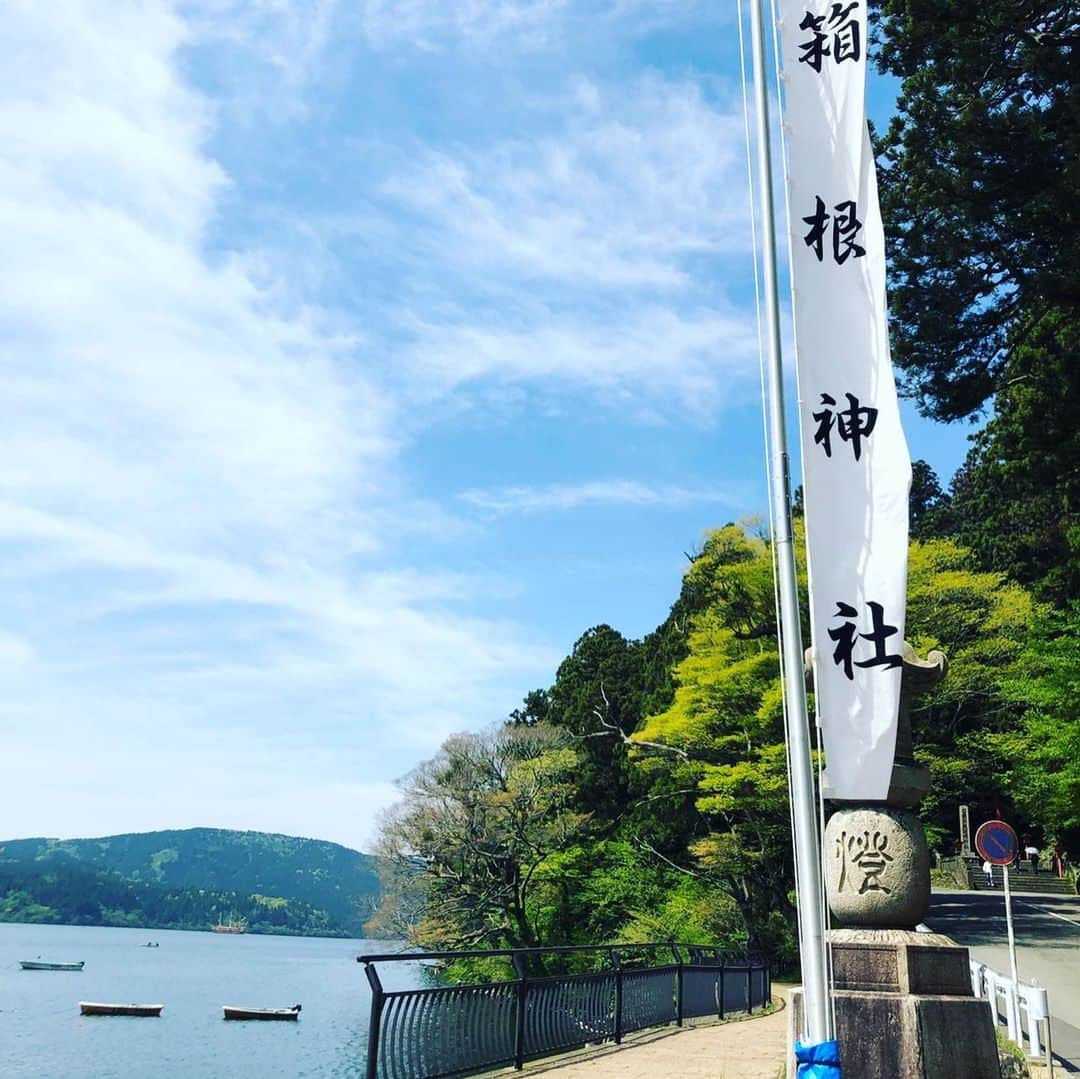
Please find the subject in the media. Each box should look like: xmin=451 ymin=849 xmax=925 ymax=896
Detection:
xmin=20 ymin=960 xmax=84 ymax=971
xmin=80 ymin=1001 xmax=163 ymax=1017
xmin=142 ymin=941 xmax=159 ymax=948
xmin=223 ymin=1004 xmax=301 ymax=1021
xmin=212 ymin=922 xmax=246 ymax=934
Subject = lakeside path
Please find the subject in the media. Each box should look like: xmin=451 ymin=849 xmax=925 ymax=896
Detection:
xmin=492 ymin=987 xmax=789 ymax=1079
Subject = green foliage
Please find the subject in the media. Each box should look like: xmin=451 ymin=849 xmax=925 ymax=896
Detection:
xmin=997 ymin=603 xmax=1080 ymax=843
xmin=871 ymin=0 xmax=1078 ymax=423
xmin=870 ymin=2 xmax=1078 ymax=603
xmin=378 ymin=521 xmax=1079 ymax=979
xmin=372 ymin=724 xmax=591 ymax=953
xmin=939 ymin=313 xmax=1080 ymax=602
xmin=909 ymin=460 xmax=949 ymax=541
xmin=903 ymin=539 xmax=1042 ymax=846
xmin=616 ymin=877 xmax=746 ymax=949
xmin=633 ymin=526 xmax=806 ymax=965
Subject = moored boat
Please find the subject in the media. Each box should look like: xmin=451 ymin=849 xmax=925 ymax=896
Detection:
xmin=80 ymin=1001 xmax=163 ymax=1017
xmin=223 ymin=1004 xmax=301 ymax=1021
xmin=20 ymin=960 xmax=84 ymax=971
xmin=212 ymin=923 xmax=246 ymax=934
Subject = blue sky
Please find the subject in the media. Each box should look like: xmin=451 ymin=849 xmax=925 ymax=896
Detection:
xmin=2 ymin=1 xmax=973 ymax=851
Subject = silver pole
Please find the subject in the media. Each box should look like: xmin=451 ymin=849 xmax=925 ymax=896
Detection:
xmin=748 ymin=0 xmax=833 ymax=1046
xmin=1003 ymin=867 xmax=1022 ymax=1039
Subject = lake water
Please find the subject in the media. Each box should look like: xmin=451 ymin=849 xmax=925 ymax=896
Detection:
xmin=0 ymin=923 xmax=425 ymax=1078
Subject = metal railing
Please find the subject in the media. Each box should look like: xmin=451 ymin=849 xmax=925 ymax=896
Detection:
xmin=970 ymin=960 xmax=1054 ymax=1074
xmin=358 ymin=944 xmax=771 ymax=1079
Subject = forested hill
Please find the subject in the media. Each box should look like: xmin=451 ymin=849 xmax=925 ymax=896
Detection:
xmin=0 ymin=860 xmax=349 ymax=937
xmin=0 ymin=828 xmax=382 ymax=937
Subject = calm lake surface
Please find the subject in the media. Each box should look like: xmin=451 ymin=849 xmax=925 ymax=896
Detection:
xmin=0 ymin=923 xmax=425 ymax=1078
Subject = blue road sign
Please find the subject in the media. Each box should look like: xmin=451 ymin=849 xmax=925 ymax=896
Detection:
xmin=975 ymin=820 xmax=1018 ymax=866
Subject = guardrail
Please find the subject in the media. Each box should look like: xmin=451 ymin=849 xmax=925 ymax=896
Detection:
xmin=358 ymin=943 xmax=772 ymax=1079
xmin=969 ymin=960 xmax=1054 ymax=1074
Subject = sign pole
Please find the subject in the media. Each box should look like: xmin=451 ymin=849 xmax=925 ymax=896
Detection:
xmin=976 ymin=819 xmax=1023 ymax=1045
xmin=1003 ymin=866 xmax=1022 ymax=1040
xmin=748 ymin=0 xmax=832 ymax=1048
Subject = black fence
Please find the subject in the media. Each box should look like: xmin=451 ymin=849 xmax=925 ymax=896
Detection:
xmin=358 ymin=943 xmax=772 ymax=1079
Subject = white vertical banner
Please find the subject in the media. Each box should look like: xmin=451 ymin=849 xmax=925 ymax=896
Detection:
xmin=776 ymin=1 xmax=911 ymax=799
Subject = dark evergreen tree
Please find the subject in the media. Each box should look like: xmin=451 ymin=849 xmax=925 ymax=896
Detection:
xmin=871 ymin=0 xmax=1078 ymax=422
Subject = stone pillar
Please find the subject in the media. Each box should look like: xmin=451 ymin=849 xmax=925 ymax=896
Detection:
xmin=788 ymin=643 xmax=1003 ymax=1078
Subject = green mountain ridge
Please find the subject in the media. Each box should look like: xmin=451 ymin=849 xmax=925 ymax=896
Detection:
xmin=0 ymin=827 xmax=384 ymax=937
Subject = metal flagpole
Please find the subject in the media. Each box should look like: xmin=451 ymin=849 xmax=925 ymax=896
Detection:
xmin=747 ymin=0 xmax=833 ymax=1047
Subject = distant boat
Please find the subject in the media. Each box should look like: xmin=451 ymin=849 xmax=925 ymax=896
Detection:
xmin=223 ymin=1004 xmax=302 ymax=1021
xmin=20 ymin=960 xmax=84 ymax=971
xmin=80 ymin=1001 xmax=163 ymax=1017
xmin=212 ymin=922 xmax=246 ymax=934
xmin=142 ymin=941 xmax=160 ymax=948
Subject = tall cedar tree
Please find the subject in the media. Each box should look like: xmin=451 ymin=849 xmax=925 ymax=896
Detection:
xmin=871 ymin=0 xmax=1078 ymax=421
xmin=871 ymin=1 xmax=1079 ymax=599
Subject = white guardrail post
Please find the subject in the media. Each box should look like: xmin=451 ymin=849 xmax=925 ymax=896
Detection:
xmin=969 ymin=959 xmax=1054 ymax=1074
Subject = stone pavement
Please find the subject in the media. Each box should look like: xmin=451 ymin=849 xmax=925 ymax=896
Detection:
xmin=512 ymin=989 xmax=789 ymax=1079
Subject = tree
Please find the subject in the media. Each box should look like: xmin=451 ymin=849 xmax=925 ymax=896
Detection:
xmin=508 ymin=688 xmax=550 ymax=727
xmin=371 ymin=724 xmax=588 ymax=954
xmin=632 ymin=525 xmax=804 ymax=965
xmin=543 ymin=625 xmax=645 ymax=823
xmin=939 ymin=312 xmax=1080 ymax=600
xmin=870 ymin=3 xmax=1079 ymax=600
xmin=997 ymin=602 xmax=1080 ymax=848
xmin=909 ymin=459 xmax=950 ymax=540
xmin=903 ymin=538 xmax=1040 ymax=848
xmin=633 ymin=527 xmax=1044 ymax=959
xmin=537 ymin=613 xmax=696 ymax=828
xmin=871 ymin=0 xmax=1079 ymax=422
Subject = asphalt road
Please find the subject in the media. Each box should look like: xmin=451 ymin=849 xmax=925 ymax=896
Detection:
xmin=928 ymin=889 xmax=1080 ymax=1073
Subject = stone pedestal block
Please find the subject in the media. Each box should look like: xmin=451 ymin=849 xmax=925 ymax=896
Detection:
xmin=787 ymin=932 xmax=1001 ymax=1079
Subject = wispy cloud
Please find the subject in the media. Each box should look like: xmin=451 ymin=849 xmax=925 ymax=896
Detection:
xmin=384 ymin=77 xmax=749 ymax=290
xmin=372 ymin=76 xmax=759 ymax=416
xmin=460 ymin=479 xmax=740 ymax=516
xmin=353 ymin=0 xmax=711 ymax=50
xmin=0 ymin=1 xmax=558 ymax=847
xmin=0 ymin=0 xmax=765 ymax=848
xmin=401 ymin=305 xmax=758 ymax=420
xmin=184 ymin=0 xmax=343 ymax=88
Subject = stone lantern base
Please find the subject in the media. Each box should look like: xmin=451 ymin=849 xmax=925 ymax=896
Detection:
xmin=787 ymin=931 xmax=1001 ymax=1079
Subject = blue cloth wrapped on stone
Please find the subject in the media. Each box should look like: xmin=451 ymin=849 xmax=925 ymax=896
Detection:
xmin=794 ymin=1038 xmax=841 ymax=1078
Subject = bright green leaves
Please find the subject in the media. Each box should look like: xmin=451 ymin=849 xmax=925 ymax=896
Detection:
xmin=373 ymin=724 xmax=591 ymax=954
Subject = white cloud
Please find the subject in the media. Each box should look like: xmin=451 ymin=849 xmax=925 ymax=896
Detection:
xmin=460 ymin=479 xmax=740 ymax=515
xmin=183 ymin=0 xmax=342 ymax=88
xmin=0 ymin=1 xmax=765 ymax=847
xmin=0 ymin=0 xmax=557 ymax=844
xmin=384 ymin=77 xmax=750 ymax=290
xmin=354 ymin=0 xmax=711 ymax=50
xmin=0 ymin=631 xmax=35 ymax=672
xmin=374 ymin=76 xmax=759 ymax=415
xmin=402 ymin=305 xmax=758 ymax=419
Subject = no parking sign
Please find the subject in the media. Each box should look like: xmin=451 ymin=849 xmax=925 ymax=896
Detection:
xmin=975 ymin=820 xmax=1018 ymax=866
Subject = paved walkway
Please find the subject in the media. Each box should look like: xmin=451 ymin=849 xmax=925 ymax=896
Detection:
xmin=515 ymin=990 xmax=789 ymax=1079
